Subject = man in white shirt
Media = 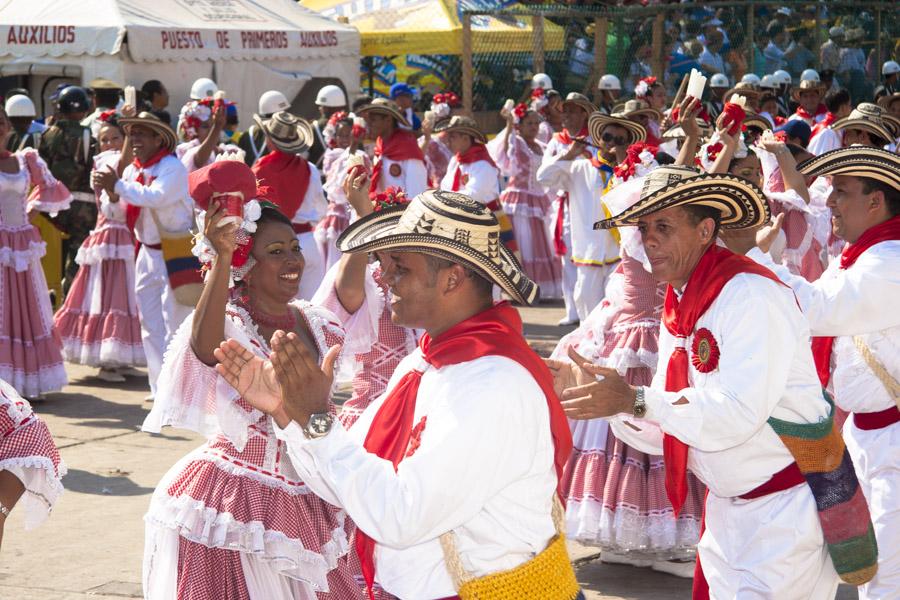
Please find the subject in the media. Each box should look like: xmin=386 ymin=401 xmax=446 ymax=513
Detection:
xmin=213 ymin=190 xmax=582 ymax=599
xmin=733 ymin=146 xmax=900 ymax=600
xmin=547 ymin=166 xmax=859 ymax=598
xmin=93 ymin=113 xmax=194 ymax=400
xmin=357 ymin=99 xmax=428 ymax=199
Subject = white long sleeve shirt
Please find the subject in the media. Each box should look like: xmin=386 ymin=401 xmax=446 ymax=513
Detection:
xmin=276 ymin=352 xmax=557 ymax=599
xmin=375 ymin=156 xmax=428 ymax=199
xmin=807 ymin=128 xmax=842 ymax=156
xmin=114 ymin=154 xmax=193 ymax=246
xmin=748 ymin=241 xmax=900 ymax=414
xmin=609 ymin=273 xmax=831 ymax=498
xmin=439 ymin=157 xmax=500 ymax=205
xmin=290 ymin=162 xmax=328 ymax=226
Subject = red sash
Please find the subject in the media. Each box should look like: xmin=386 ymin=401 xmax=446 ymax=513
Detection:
xmin=252 ymin=150 xmax=311 ymax=221
xmin=451 ymin=143 xmax=496 ymax=191
xmin=354 ymin=302 xmax=573 ymax=600
xmin=551 ymin=127 xmax=589 ymax=256
xmin=124 ymin=147 xmax=170 ymax=237
xmin=810 ymin=215 xmax=900 ymax=386
xmin=810 ymin=112 xmax=837 ymax=140
xmin=369 ymin=129 xmax=424 ymax=196
xmin=793 ymin=104 xmax=827 ymax=124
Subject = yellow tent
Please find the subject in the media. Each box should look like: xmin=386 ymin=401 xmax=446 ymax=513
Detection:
xmin=300 ymin=0 xmax=565 ymax=56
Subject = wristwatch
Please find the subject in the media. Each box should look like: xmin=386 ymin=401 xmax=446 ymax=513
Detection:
xmin=632 ymin=387 xmax=647 ymax=418
xmin=303 ymin=412 xmax=334 ymax=439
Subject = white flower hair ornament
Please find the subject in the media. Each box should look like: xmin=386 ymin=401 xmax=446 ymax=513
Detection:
xmin=178 ymin=100 xmax=214 ymax=140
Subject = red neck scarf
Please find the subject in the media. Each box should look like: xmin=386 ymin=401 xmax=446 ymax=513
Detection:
xmin=251 ymin=150 xmax=311 ymax=221
xmin=553 ymin=126 xmax=588 ymax=147
xmin=794 ymin=104 xmax=827 ymax=123
xmin=810 ymin=215 xmax=900 ymax=386
xmin=451 ymin=143 xmax=496 ymax=191
xmin=810 ymin=112 xmax=838 ymax=139
xmin=125 ymin=147 xmax=170 ymax=235
xmin=354 ymin=302 xmax=573 ymax=600
xmin=369 ymin=129 xmax=424 ymax=196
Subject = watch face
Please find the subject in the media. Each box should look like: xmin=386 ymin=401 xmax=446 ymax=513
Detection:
xmin=634 ymin=405 xmax=647 ymax=418
xmin=309 ymin=414 xmax=332 ymax=435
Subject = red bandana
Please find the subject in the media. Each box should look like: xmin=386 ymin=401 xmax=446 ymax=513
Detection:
xmin=810 ymin=112 xmax=838 ymax=140
xmin=354 ymin=302 xmax=573 ymax=600
xmin=125 ymin=147 xmax=171 ymax=236
xmin=451 ymin=143 xmax=496 ymax=191
xmin=810 ymin=215 xmax=900 ymax=386
xmin=553 ymin=126 xmax=589 ymax=148
xmin=794 ymin=104 xmax=827 ymax=123
xmin=252 ymin=150 xmax=311 ymax=221
xmin=369 ymin=129 xmax=424 ymax=197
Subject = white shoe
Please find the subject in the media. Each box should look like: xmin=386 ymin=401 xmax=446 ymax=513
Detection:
xmin=557 ymin=317 xmax=580 ymax=326
xmin=600 ymin=551 xmax=653 ymax=568
xmin=651 ymin=559 xmax=696 ymax=578
xmin=96 ymin=368 xmax=126 ymax=383
xmin=143 ymin=394 xmax=154 ymax=402
xmin=116 ymin=366 xmax=146 ymax=378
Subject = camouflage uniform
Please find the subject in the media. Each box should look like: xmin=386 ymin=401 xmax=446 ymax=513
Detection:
xmin=38 ymin=119 xmax=98 ymax=295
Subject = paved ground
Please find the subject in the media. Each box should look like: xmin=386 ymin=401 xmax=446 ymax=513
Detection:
xmin=0 ymin=302 xmax=856 ymax=599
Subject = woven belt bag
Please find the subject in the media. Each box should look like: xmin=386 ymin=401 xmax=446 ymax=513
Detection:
xmin=439 ymin=496 xmax=580 ymax=599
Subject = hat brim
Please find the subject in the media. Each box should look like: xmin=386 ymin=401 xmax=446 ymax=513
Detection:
xmin=432 ymin=121 xmax=486 ymax=144
xmin=743 ymin=114 xmax=773 ymax=132
xmin=662 ymin=120 xmax=712 ymax=140
xmin=798 ymin=146 xmax=900 ymax=192
xmin=790 ymin=85 xmax=826 ymax=101
xmin=356 ymin=104 xmax=412 ymax=129
xmin=588 ymin=113 xmax=647 ymax=145
xmin=594 ymin=172 xmax=770 ymax=231
xmin=563 ymin=98 xmax=598 ymax=114
xmin=253 ymin=114 xmax=313 ymax=154
xmin=876 ymin=93 xmax=900 ymax=110
xmin=831 ymin=117 xmax=893 ymax=145
xmin=119 ymin=117 xmax=177 ymax=153
xmin=725 ymin=87 xmax=763 ymax=101
xmin=881 ymin=114 xmax=900 ymax=138
xmin=336 ymin=205 xmax=539 ymax=305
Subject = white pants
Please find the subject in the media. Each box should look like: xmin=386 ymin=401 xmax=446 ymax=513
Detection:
xmin=845 ymin=419 xmax=900 ymax=600
xmin=134 ymin=246 xmax=191 ymax=398
xmin=297 ymin=231 xmax=325 ymax=301
xmin=573 ymin=264 xmax=613 ymax=321
xmin=551 ymin=198 xmax=578 ymax=321
xmin=702 ymin=484 xmax=840 ymax=600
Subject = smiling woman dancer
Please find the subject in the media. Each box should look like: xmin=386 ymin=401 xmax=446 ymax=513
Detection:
xmin=141 ymin=160 xmax=352 ymax=599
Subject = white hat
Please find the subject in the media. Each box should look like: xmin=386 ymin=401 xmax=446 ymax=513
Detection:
xmin=531 ymin=73 xmax=553 ymax=91
xmin=760 ymin=74 xmax=778 ymax=90
xmin=883 ymin=61 xmax=900 ymax=76
xmin=710 ymin=73 xmax=730 ymax=89
xmin=741 ymin=73 xmax=762 ymax=86
xmin=777 ymin=7 xmax=792 ymax=16
xmin=598 ymin=74 xmax=621 ymax=91
xmin=190 ymin=77 xmax=218 ymax=100
xmin=773 ymin=69 xmax=792 ymax=86
xmin=800 ymin=69 xmax=821 ymax=83
xmin=829 ymin=26 xmax=845 ymax=38
xmin=315 ymin=85 xmax=347 ymax=108
xmin=258 ymin=90 xmax=290 ymax=116
xmin=4 ymin=94 xmax=36 ymax=118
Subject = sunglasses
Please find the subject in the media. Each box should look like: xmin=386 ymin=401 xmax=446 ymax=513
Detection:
xmin=601 ymin=132 xmax=628 ymax=145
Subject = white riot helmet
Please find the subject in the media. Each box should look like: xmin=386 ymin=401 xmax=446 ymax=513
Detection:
xmin=531 ymin=73 xmax=553 ymax=91
xmin=883 ymin=61 xmax=900 ymax=76
xmin=760 ymin=74 xmax=778 ymax=90
xmin=773 ymin=69 xmax=792 ymax=86
xmin=740 ymin=73 xmax=762 ymax=87
xmin=710 ymin=73 xmax=730 ymax=89
xmin=4 ymin=94 xmax=36 ymax=118
xmin=598 ymin=74 xmax=621 ymax=91
xmin=190 ymin=77 xmax=218 ymax=100
xmin=258 ymin=90 xmax=290 ymax=116
xmin=315 ymin=85 xmax=347 ymax=108
xmin=800 ymin=69 xmax=821 ymax=83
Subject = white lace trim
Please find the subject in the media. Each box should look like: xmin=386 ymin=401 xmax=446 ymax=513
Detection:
xmin=0 ymin=455 xmax=67 ymax=529
xmin=60 ymin=337 xmax=146 ymax=368
xmin=0 ymin=364 xmax=67 ymax=398
xmin=0 ymin=241 xmax=46 ymax=272
xmin=75 ymin=241 xmax=135 ymax=266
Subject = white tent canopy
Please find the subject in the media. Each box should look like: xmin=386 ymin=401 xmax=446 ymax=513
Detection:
xmin=0 ymin=0 xmax=361 ymax=123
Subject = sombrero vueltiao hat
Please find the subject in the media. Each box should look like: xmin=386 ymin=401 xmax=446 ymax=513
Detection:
xmin=433 ymin=115 xmax=487 ymax=144
xmin=797 ymin=146 xmax=900 ymax=192
xmin=562 ymin=92 xmax=598 ymax=115
xmin=253 ymin=111 xmax=314 ymax=154
xmin=119 ymin=112 xmax=177 ymax=153
xmin=743 ymin=111 xmax=773 ymax=132
xmin=612 ymin=99 xmax=663 ymax=123
xmin=594 ymin=165 xmax=770 ymax=231
xmin=662 ymin=119 xmax=713 ymax=140
xmin=790 ymin=79 xmax=827 ymax=102
xmin=336 ymin=189 xmax=538 ymax=304
xmin=588 ymin=111 xmax=647 ymax=145
xmin=831 ymin=103 xmax=895 ymax=145
xmin=355 ymin=98 xmax=412 ymax=128
xmin=876 ymin=91 xmax=900 ymax=111
xmin=881 ymin=114 xmax=900 ymax=139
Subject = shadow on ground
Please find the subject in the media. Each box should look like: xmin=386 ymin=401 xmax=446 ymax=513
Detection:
xmin=30 ymin=392 xmax=150 ymax=431
xmin=63 ymin=468 xmax=155 ymax=496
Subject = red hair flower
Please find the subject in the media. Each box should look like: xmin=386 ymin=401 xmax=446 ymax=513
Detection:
xmin=705 ymin=141 xmax=724 ymax=162
xmin=231 ymin=238 xmax=254 ymax=269
xmin=513 ymin=102 xmax=528 ymax=122
xmin=328 ymin=111 xmax=348 ymax=126
xmin=98 ymin=109 xmax=117 ymax=123
xmin=613 ymin=142 xmax=659 ymax=182
xmin=530 ymin=88 xmax=546 ymax=100
xmin=372 ymin=186 xmax=409 ymax=210
xmin=691 ymin=328 xmax=720 ymax=373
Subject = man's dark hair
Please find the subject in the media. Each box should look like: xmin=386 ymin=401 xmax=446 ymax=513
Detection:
xmin=766 ymin=22 xmax=785 ymax=38
xmin=860 ymin=177 xmax=900 ymax=217
xmin=352 ymin=96 xmax=373 ymax=112
xmin=94 ymin=89 xmax=120 ymax=109
xmin=255 ymin=204 xmax=294 ymax=230
xmin=681 ymin=204 xmax=722 ymax=237
xmin=824 ymin=88 xmax=851 ymax=113
xmin=141 ymin=80 xmax=165 ymax=98
xmin=423 ymin=254 xmax=494 ymax=297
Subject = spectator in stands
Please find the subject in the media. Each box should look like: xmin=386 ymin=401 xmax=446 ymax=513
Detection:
xmin=786 ymin=30 xmax=817 ymax=79
xmin=874 ymin=60 xmax=900 ymax=101
xmin=625 ymin=39 xmax=654 ymax=94
xmin=820 ymin=27 xmax=844 ymax=76
xmin=724 ymin=29 xmax=750 ymax=83
xmin=764 ymin=22 xmax=797 ymax=74
xmin=839 ymin=29 xmax=870 ymax=103
xmin=699 ymin=30 xmax=726 ymax=76
xmin=141 ymin=80 xmax=171 ymax=127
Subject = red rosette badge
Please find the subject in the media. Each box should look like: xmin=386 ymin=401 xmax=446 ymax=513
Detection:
xmin=691 ymin=328 xmax=720 ymax=373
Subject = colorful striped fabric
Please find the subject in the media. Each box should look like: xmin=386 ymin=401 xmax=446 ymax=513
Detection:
xmin=486 ymin=199 xmax=519 ymax=255
xmin=767 ymin=393 xmax=878 ymax=585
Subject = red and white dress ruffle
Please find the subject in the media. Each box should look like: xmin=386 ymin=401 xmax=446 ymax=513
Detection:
xmin=0 ymin=377 xmax=66 ymax=529
xmin=141 ymin=301 xmax=355 ymax=599
xmin=316 ymin=148 xmax=371 ymax=272
xmin=0 ymin=150 xmax=69 ymax=397
xmin=53 ymin=150 xmax=145 ymax=368
xmin=487 ymin=131 xmax=562 ymax=298
xmin=421 ymin=136 xmax=452 ymax=188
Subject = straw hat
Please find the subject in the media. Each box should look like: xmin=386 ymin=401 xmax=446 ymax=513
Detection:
xmin=588 ymin=112 xmax=647 ymax=146
xmin=594 ymin=165 xmax=770 ymax=231
xmin=876 ymin=91 xmax=900 ymax=111
xmin=662 ymin=119 xmax=713 ymax=140
xmin=612 ymin=99 xmax=663 ymax=122
xmin=433 ymin=115 xmax=486 ymax=144
xmin=253 ymin=111 xmax=314 ymax=154
xmin=119 ymin=112 xmax=177 ymax=153
xmin=336 ymin=189 xmax=538 ymax=305
xmin=562 ymin=92 xmax=598 ymax=115
xmin=798 ymin=147 xmax=900 ymax=192
xmin=743 ymin=111 xmax=773 ymax=132
xmin=831 ymin=103 xmax=894 ymax=145
xmin=723 ymin=82 xmax=763 ymax=103
xmin=88 ymin=77 xmax=122 ymax=90
xmin=881 ymin=114 xmax=900 ymax=139
xmin=355 ymin=98 xmax=412 ymax=128
xmin=790 ymin=79 xmax=826 ymax=102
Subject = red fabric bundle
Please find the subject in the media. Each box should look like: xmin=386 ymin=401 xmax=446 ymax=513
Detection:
xmin=188 ymin=160 xmax=258 ymax=211
xmin=721 ymin=102 xmax=747 ymax=136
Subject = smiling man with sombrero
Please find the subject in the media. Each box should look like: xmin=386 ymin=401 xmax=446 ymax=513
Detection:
xmin=735 ymin=146 xmax=900 ymax=599
xmin=356 ymin=98 xmax=428 ymax=199
xmin=537 ymin=110 xmax=645 ymax=320
xmin=92 ymin=111 xmax=194 ymax=402
xmin=613 ymin=99 xmax=663 ymax=145
xmin=548 ymin=165 xmax=876 ymax=598
xmin=251 ymin=110 xmax=328 ymax=299
xmin=213 ymin=188 xmax=585 ymax=599
xmin=789 ymin=74 xmax=828 ymax=127
xmin=831 ymin=102 xmax=894 ymax=149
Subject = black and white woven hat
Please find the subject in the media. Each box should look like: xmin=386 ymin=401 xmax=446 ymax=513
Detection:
xmin=253 ymin=111 xmax=314 ymax=154
xmin=798 ymin=146 xmax=900 ymax=192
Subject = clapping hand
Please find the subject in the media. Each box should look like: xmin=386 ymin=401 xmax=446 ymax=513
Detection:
xmin=555 ymin=347 xmax=636 ymax=420
xmin=270 ymin=331 xmax=341 ymax=428
xmin=720 ymin=212 xmax=785 ymax=255
xmin=92 ymin=165 xmax=119 ymax=195
xmin=214 ymin=339 xmax=289 ymax=426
